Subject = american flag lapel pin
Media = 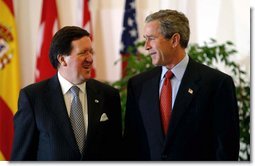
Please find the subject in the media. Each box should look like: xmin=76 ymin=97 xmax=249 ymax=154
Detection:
xmin=188 ymin=88 xmax=193 ymax=94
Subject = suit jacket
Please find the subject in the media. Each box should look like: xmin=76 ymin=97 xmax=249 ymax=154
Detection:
xmin=123 ymin=58 xmax=239 ymax=161
xmin=11 ymin=75 xmax=122 ymax=161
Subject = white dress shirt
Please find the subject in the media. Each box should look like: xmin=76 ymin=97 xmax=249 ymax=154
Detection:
xmin=58 ymin=72 xmax=88 ymax=135
xmin=159 ymin=55 xmax=189 ymax=109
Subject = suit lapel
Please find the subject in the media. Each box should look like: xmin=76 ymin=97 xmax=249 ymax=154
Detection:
xmin=140 ymin=67 xmax=165 ymax=144
xmin=43 ymin=75 xmax=80 ymax=154
xmin=86 ymin=80 xmax=103 ymax=143
xmin=164 ymin=58 xmax=201 ymax=146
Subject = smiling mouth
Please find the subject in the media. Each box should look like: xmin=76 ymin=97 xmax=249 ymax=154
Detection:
xmin=83 ymin=64 xmax=91 ymax=69
xmin=149 ymin=52 xmax=157 ymax=56
xmin=83 ymin=62 xmax=93 ymax=69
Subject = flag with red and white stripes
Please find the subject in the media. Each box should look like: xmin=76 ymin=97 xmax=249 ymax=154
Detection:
xmin=120 ymin=0 xmax=139 ymax=77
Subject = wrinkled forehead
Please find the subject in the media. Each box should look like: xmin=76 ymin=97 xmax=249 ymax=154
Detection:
xmin=143 ymin=20 xmax=161 ymax=37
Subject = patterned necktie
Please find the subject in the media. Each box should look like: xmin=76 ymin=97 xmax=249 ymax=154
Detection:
xmin=70 ymin=86 xmax=85 ymax=153
xmin=160 ymin=70 xmax=173 ymax=136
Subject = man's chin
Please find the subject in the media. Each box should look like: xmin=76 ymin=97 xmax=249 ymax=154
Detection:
xmin=152 ymin=61 xmax=160 ymax=66
xmin=83 ymin=70 xmax=91 ymax=79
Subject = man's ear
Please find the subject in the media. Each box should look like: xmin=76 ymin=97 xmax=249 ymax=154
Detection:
xmin=57 ymin=54 xmax=67 ymax=66
xmin=171 ymin=33 xmax=181 ymax=48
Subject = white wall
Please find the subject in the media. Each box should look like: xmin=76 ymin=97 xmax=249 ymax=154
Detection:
xmin=13 ymin=0 xmax=250 ymax=88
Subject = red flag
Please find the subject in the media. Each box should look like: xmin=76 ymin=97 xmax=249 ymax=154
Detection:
xmin=77 ymin=0 xmax=96 ymax=78
xmin=35 ymin=0 xmax=59 ymax=82
xmin=0 ymin=0 xmax=20 ymax=160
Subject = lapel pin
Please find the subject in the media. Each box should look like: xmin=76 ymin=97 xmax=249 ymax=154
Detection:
xmin=94 ymin=99 xmax=99 ymax=103
xmin=188 ymin=88 xmax=193 ymax=94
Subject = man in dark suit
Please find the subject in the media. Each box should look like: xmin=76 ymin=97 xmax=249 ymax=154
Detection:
xmin=11 ymin=26 xmax=122 ymax=161
xmin=123 ymin=9 xmax=239 ymax=161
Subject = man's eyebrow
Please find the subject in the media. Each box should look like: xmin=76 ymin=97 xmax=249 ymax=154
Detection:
xmin=78 ymin=48 xmax=94 ymax=54
xmin=143 ymin=35 xmax=153 ymax=38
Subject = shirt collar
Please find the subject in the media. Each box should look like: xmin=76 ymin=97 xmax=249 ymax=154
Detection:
xmin=161 ymin=54 xmax=189 ymax=81
xmin=58 ymin=72 xmax=86 ymax=94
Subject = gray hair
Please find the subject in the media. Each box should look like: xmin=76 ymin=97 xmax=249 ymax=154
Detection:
xmin=145 ymin=9 xmax=190 ymax=48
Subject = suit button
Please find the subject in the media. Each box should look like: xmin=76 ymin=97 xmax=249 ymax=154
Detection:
xmin=161 ymin=154 xmax=168 ymax=160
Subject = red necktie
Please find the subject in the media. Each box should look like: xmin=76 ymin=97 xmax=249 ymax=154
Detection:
xmin=160 ymin=70 xmax=173 ymax=136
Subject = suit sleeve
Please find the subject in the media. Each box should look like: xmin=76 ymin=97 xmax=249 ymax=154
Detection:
xmin=123 ymin=78 xmax=150 ymax=160
xmin=11 ymin=89 xmax=38 ymax=161
xmin=213 ymin=76 xmax=240 ymax=160
xmin=110 ymin=89 xmax=123 ymax=160
xmin=123 ymin=79 xmax=139 ymax=160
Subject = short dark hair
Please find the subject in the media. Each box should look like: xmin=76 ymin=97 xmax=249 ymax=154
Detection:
xmin=49 ymin=26 xmax=90 ymax=69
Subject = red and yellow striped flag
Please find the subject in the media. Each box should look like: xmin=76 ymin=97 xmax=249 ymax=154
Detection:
xmin=0 ymin=0 xmax=20 ymax=160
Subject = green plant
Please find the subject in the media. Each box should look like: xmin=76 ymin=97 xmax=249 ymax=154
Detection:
xmin=112 ymin=39 xmax=250 ymax=160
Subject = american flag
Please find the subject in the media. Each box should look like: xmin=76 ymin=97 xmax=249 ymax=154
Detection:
xmin=120 ymin=0 xmax=138 ymax=54
xmin=120 ymin=0 xmax=138 ymax=76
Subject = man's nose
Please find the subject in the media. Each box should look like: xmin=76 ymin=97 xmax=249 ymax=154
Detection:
xmin=85 ymin=54 xmax=93 ymax=63
xmin=144 ymin=40 xmax=151 ymax=50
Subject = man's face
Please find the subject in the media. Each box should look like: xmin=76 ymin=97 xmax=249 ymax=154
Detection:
xmin=61 ymin=36 xmax=94 ymax=84
xmin=143 ymin=20 xmax=176 ymax=67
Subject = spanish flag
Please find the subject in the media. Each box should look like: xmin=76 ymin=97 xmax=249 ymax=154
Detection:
xmin=0 ymin=0 xmax=20 ymax=160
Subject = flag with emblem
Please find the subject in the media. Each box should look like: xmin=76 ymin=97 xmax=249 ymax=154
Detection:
xmin=76 ymin=0 xmax=96 ymax=78
xmin=0 ymin=0 xmax=20 ymax=160
xmin=35 ymin=0 xmax=59 ymax=82
xmin=120 ymin=0 xmax=138 ymax=77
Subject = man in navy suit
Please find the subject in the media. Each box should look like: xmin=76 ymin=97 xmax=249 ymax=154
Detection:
xmin=123 ymin=9 xmax=239 ymax=161
xmin=11 ymin=26 xmax=122 ymax=161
